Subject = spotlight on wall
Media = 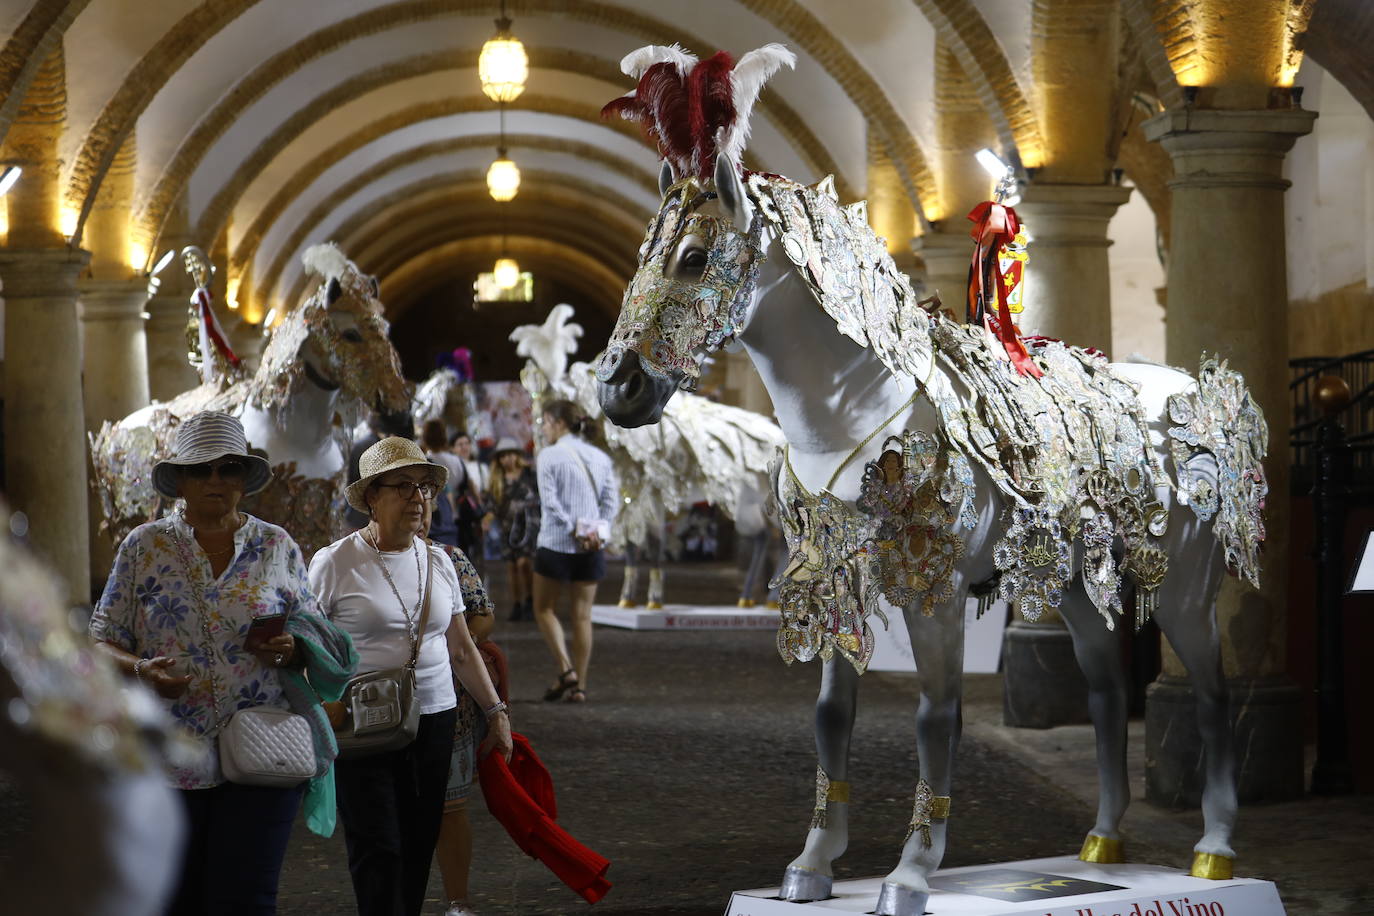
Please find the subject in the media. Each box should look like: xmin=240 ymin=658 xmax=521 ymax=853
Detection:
xmin=975 ymin=148 xmax=1011 ymax=180
xmin=0 ymin=166 xmax=21 ymax=196
xmin=1182 ymin=86 xmax=1200 ymax=106
xmin=262 ymin=308 xmax=278 ymax=330
xmin=151 ymin=249 xmax=177 ymax=276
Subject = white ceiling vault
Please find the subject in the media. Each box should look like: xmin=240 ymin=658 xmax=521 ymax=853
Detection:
xmin=4 ymin=0 xmax=1368 ymax=325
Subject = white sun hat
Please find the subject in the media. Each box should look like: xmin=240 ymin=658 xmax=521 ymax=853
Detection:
xmin=151 ymin=411 xmax=273 ymax=498
xmin=344 ymin=436 xmax=449 ymax=513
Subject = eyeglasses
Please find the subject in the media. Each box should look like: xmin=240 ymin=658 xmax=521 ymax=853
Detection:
xmin=376 ymin=480 xmax=438 ymax=500
xmin=182 ymin=459 xmax=248 ymax=481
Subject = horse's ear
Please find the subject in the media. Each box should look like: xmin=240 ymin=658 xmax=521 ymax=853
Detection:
xmin=714 ymin=152 xmax=753 ymax=230
xmin=327 ymin=277 xmax=343 ymax=304
xmin=369 ymin=275 xmax=380 ymax=298
xmin=658 ymin=160 xmax=676 ymax=198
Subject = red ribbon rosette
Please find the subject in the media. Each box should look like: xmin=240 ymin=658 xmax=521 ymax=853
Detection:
xmin=966 ymin=201 xmax=1041 ymax=378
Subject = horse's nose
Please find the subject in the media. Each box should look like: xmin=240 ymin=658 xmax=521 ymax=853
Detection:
xmin=599 ymin=348 xmax=640 ymax=384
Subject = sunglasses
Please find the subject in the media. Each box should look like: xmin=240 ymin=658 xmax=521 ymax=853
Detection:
xmin=182 ymin=459 xmax=249 ymax=481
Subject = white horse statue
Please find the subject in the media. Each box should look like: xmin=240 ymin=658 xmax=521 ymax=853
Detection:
xmin=91 ymin=243 xmax=412 ymax=560
xmin=594 ymin=45 xmax=1267 ymax=914
xmin=513 ymin=303 xmax=785 ymax=608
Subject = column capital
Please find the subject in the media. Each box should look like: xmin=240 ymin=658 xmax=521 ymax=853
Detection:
xmin=1143 ymin=108 xmax=1317 ymax=191
xmin=0 ymin=247 xmax=92 ymax=299
xmin=144 ymin=291 xmax=192 ymax=323
xmin=1016 ymin=183 xmax=1133 ymax=249
xmin=78 ymin=278 xmax=151 ymax=323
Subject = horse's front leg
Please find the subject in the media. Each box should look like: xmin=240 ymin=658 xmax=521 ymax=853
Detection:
xmin=618 ymin=542 xmax=640 ymax=608
xmin=780 ymin=654 xmax=859 ymax=901
xmin=876 ymin=599 xmax=964 ymax=916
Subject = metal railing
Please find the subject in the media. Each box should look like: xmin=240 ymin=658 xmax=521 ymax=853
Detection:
xmin=1290 ymin=350 xmax=1374 ymax=494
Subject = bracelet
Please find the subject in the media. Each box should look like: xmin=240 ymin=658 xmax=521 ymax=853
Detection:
xmin=133 ymin=657 xmax=149 ymax=681
xmin=483 ymin=700 xmax=508 ymax=719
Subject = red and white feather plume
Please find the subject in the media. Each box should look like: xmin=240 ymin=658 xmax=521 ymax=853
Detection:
xmin=603 ymin=43 xmax=795 ymax=179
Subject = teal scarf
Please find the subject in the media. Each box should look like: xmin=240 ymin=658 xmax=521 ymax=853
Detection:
xmin=282 ymin=611 xmax=358 ymax=837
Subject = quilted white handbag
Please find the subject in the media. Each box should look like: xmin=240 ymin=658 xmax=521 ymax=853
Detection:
xmin=219 ymin=706 xmax=316 ymax=788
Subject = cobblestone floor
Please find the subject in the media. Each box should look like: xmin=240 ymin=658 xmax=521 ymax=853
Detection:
xmin=4 ymin=559 xmax=1370 ymax=915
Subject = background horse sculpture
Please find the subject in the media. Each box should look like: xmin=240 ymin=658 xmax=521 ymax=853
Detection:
xmin=513 ymin=304 xmax=784 ymax=608
xmin=595 ymin=45 xmax=1267 ymax=915
xmin=91 ymin=243 xmax=411 ymax=560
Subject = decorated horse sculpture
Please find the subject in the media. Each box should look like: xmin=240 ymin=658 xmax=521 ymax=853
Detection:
xmin=595 ymin=45 xmax=1266 ymax=914
xmin=91 ymin=243 xmax=411 ymax=560
xmin=513 ymin=304 xmax=784 ymax=608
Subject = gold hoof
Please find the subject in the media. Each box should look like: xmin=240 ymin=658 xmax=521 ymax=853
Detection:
xmin=766 ymin=600 xmax=780 ymax=609
xmin=646 ymin=601 xmax=664 ymax=610
xmin=737 ymin=598 xmax=757 ymax=608
xmin=1190 ymin=852 xmax=1233 ymax=880
xmin=1078 ymin=834 xmax=1124 ymax=864
xmin=617 ymin=599 xmax=638 ymax=609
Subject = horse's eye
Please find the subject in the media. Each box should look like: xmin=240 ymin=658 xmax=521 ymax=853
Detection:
xmin=341 ymin=328 xmax=364 ymax=343
xmin=682 ymin=249 xmax=708 ymax=272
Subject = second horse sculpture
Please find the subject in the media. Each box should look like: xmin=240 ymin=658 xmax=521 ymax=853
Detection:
xmin=595 ymin=45 xmax=1267 ymax=915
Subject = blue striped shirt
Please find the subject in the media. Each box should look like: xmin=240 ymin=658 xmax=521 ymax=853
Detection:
xmin=536 ymin=435 xmax=619 ymax=553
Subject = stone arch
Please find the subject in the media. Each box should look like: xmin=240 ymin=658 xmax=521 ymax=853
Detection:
xmin=275 ymin=173 xmax=646 ymax=307
xmin=910 ymin=0 xmax=1046 ymax=166
xmin=69 ymin=0 xmax=862 ymax=249
xmin=1304 ymin=0 xmax=1374 ymax=121
xmin=0 ymin=0 xmax=91 ymax=147
xmin=1118 ymin=0 xmax=1187 ymax=109
xmin=143 ymin=44 xmax=842 ymax=255
xmin=234 ymin=132 xmax=654 ymax=289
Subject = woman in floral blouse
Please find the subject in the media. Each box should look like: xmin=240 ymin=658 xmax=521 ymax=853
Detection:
xmin=90 ymin=411 xmax=355 ymax=916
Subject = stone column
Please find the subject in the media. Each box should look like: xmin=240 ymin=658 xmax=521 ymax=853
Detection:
xmin=79 ymin=279 xmax=150 ymax=429
xmin=144 ymin=292 xmax=197 ymax=400
xmin=1142 ymin=107 xmax=1316 ymax=804
xmin=914 ymin=230 xmax=972 ymax=315
xmin=0 ymin=247 xmax=93 ymax=602
xmin=1014 ymin=183 xmax=1132 ymax=351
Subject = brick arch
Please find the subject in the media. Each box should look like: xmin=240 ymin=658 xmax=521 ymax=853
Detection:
xmin=910 ymin=0 xmax=1046 ymax=167
xmin=236 ymin=132 xmax=654 ymax=296
xmin=1118 ymin=0 xmax=1186 ymax=109
xmin=69 ymin=0 xmax=859 ymax=250
xmin=1304 ymin=0 xmax=1374 ymax=121
xmin=379 ymin=234 xmax=629 ymax=321
xmin=351 ymin=207 xmax=640 ymax=283
xmin=738 ymin=0 xmax=939 ymax=217
xmin=275 ymin=171 xmax=647 ymax=308
xmin=0 ymin=0 xmax=91 ymax=148
xmin=383 ymin=237 xmax=629 ymax=320
xmin=145 ymin=44 xmax=842 ymax=258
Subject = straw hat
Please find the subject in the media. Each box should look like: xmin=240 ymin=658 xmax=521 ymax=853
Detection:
xmin=491 ymin=437 xmax=525 ymax=460
xmin=151 ymin=411 xmax=273 ymax=498
xmin=345 ymin=436 xmax=449 ymax=513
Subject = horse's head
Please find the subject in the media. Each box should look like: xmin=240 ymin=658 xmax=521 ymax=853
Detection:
xmin=252 ymin=244 xmax=411 ymax=417
xmin=595 ymin=43 xmax=794 ymax=428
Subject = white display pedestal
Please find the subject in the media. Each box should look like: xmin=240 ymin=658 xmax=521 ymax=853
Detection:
xmin=725 ymin=855 xmax=1284 ymax=915
xmin=591 ymin=604 xmax=780 ymax=630
xmin=868 ymin=598 xmax=1007 ymax=674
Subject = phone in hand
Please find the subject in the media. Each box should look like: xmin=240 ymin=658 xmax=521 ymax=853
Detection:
xmin=245 ymin=613 xmax=287 ymax=648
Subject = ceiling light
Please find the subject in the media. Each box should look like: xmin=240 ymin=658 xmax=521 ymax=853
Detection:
xmin=0 ymin=166 xmax=21 ymax=196
xmin=494 ymin=257 xmax=521 ymax=289
xmin=487 ymin=152 xmax=520 ymax=202
xmin=479 ymin=3 xmax=528 ymax=103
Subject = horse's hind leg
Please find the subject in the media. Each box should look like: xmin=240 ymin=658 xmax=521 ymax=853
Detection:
xmin=618 ymin=542 xmax=640 ymax=607
xmin=875 ymin=600 xmax=964 ymax=915
xmin=1151 ymin=537 xmax=1237 ymax=874
xmin=781 ymin=654 xmax=859 ymax=901
xmin=1057 ymin=585 xmax=1130 ymax=861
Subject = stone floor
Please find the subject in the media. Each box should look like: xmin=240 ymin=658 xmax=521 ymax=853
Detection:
xmin=5 ymin=559 xmax=1370 ymax=915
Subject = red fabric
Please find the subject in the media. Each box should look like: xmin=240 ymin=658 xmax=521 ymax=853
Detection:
xmin=195 ymin=288 xmax=241 ymax=369
xmin=966 ymin=201 xmax=1041 ymax=378
xmin=479 ymin=732 xmax=611 ymax=904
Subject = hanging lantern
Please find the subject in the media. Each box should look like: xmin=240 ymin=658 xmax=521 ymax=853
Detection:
xmin=487 ymin=153 xmax=520 ymax=202
xmin=494 ymin=257 xmax=521 ymax=289
xmin=479 ymin=17 xmax=528 ymax=103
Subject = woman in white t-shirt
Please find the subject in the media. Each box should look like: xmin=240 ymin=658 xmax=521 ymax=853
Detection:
xmin=309 ymin=438 xmax=511 ymax=916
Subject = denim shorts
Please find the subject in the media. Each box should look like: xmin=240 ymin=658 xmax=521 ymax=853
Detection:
xmin=533 ymin=547 xmax=606 ymax=582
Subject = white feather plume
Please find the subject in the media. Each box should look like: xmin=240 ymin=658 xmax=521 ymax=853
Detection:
xmin=720 ymin=43 xmax=796 ymax=166
xmin=620 ymin=44 xmax=698 ymax=79
xmin=301 ymin=242 xmax=351 ymax=281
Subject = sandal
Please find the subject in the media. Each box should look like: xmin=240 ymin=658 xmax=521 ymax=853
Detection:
xmin=566 ymin=688 xmax=587 ymax=704
xmin=543 ymin=668 xmax=578 ymax=702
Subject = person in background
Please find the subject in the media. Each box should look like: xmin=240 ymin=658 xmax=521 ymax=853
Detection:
xmin=422 ymin=419 xmax=464 ymax=548
xmin=90 ymin=411 xmax=356 ymax=916
xmin=347 ymin=410 xmax=414 ymax=530
xmin=450 ymin=432 xmax=486 ymax=567
xmin=309 ymin=438 xmax=511 ymax=916
xmin=531 ymin=400 xmax=618 ymax=705
xmin=420 ymin=497 xmax=503 ymax=916
xmin=482 ymin=438 xmax=540 ymax=622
